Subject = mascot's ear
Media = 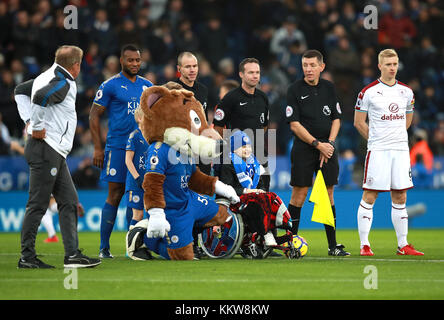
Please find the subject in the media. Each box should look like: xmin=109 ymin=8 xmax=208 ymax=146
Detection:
xmin=140 ymin=86 xmax=170 ymax=115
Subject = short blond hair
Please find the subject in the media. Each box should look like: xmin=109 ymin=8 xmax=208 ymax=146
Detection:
xmin=378 ymin=49 xmax=398 ymax=64
xmin=177 ymin=52 xmax=197 ymax=66
xmin=55 ymin=45 xmax=83 ymax=69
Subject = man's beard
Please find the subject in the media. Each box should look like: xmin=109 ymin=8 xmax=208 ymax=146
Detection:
xmin=123 ymin=66 xmax=139 ymax=76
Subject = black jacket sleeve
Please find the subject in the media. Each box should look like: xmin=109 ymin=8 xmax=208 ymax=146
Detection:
xmin=218 ymin=162 xmax=244 ymax=196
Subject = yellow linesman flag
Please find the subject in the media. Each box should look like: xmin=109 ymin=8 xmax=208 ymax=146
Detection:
xmin=309 ymin=170 xmax=335 ymax=228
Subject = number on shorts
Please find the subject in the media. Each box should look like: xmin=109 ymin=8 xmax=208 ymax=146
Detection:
xmin=197 ymin=195 xmax=208 ymax=206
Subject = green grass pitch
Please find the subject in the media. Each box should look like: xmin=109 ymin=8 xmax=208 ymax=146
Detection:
xmin=1 ymin=229 xmax=443 ymax=300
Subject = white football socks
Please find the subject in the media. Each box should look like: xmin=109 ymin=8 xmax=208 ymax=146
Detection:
xmin=391 ymin=202 xmax=408 ymax=248
xmin=41 ymin=208 xmax=56 ymax=238
xmin=357 ymin=199 xmax=373 ymax=248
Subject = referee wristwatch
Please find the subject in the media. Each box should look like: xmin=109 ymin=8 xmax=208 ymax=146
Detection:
xmin=311 ymin=139 xmax=319 ymax=148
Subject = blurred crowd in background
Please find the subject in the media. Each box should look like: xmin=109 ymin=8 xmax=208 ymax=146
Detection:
xmin=0 ymin=0 xmax=443 ymax=189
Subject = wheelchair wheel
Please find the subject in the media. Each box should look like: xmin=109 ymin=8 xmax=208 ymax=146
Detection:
xmin=198 ymin=211 xmax=244 ymax=259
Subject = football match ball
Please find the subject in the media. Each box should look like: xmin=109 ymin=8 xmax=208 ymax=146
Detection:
xmin=284 ymin=235 xmax=308 ymax=257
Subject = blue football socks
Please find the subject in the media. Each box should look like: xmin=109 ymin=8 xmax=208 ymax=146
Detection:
xmin=100 ymin=202 xmax=118 ymax=250
xmin=130 ymin=219 xmax=139 ymax=228
xmin=126 ymin=206 xmax=133 ymax=230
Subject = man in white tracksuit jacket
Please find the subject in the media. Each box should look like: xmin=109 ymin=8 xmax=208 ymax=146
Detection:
xmin=18 ymin=45 xmax=101 ymax=269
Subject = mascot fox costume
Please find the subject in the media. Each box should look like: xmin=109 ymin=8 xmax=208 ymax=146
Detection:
xmin=126 ymin=83 xmax=240 ymax=260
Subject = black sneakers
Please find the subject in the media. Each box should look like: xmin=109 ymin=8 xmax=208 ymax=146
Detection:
xmin=98 ymin=248 xmax=114 ymax=259
xmin=240 ymin=243 xmax=265 ymax=259
xmin=18 ymin=257 xmax=55 ymax=269
xmin=126 ymin=226 xmax=153 ymax=261
xmin=328 ymin=244 xmax=351 ymax=256
xmin=64 ymin=250 xmax=101 ymax=268
xmin=132 ymin=248 xmax=153 ymax=260
xmin=193 ymin=244 xmax=205 ymax=260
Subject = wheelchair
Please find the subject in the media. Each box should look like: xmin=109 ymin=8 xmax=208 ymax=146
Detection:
xmin=198 ymin=194 xmax=302 ymax=260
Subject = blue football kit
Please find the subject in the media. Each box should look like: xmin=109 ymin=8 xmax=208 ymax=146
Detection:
xmin=125 ymin=128 xmax=149 ymax=210
xmin=94 ymin=72 xmax=152 ymax=252
xmin=144 ymin=142 xmax=219 ymax=253
xmin=94 ymin=72 xmax=152 ymax=183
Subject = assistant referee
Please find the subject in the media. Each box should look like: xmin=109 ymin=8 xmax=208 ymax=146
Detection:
xmin=286 ymin=49 xmax=349 ymax=256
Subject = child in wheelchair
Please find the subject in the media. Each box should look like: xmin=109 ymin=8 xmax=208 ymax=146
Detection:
xmin=213 ymin=130 xmax=301 ymax=259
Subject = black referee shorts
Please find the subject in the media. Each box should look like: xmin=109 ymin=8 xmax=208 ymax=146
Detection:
xmin=290 ymin=140 xmax=339 ymax=187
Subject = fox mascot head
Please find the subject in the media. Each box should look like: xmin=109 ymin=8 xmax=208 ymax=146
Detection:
xmin=139 ymin=81 xmax=222 ymax=218
xmin=139 ymin=83 xmax=223 ymax=158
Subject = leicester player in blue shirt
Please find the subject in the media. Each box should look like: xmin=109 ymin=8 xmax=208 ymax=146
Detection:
xmin=89 ymin=44 xmax=153 ymax=258
xmin=125 ymin=106 xmax=148 ymax=229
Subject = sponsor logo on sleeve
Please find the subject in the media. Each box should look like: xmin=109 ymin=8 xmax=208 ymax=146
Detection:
xmin=214 ymin=108 xmax=225 ymax=121
xmin=286 ymin=106 xmax=293 ymax=117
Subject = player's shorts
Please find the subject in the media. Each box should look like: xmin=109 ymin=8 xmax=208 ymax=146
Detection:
xmin=290 ymin=140 xmax=339 ymax=187
xmin=125 ymin=190 xmax=144 ymax=210
xmin=362 ymin=149 xmax=413 ymax=191
xmin=165 ymin=191 xmax=219 ymax=250
xmin=100 ymin=147 xmax=127 ymax=183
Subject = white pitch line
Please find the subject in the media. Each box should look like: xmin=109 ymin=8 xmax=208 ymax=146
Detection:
xmin=1 ymin=278 xmax=444 ymax=283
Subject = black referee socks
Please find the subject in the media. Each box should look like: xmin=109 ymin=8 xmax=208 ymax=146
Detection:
xmin=324 ymin=205 xmax=337 ymax=249
xmin=289 ymin=204 xmax=337 ymax=249
xmin=288 ymin=204 xmax=301 ymax=235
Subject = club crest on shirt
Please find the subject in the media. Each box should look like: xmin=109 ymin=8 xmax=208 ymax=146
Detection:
xmin=323 ymin=105 xmax=331 ymax=116
xmin=171 ymin=235 xmax=179 ymax=243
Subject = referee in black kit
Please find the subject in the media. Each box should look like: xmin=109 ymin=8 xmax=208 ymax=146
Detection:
xmin=213 ymin=57 xmax=270 ymax=191
xmin=175 ymin=51 xmax=212 ymax=259
xmin=286 ymin=50 xmax=349 ymax=256
xmin=175 ymin=52 xmax=210 ymax=176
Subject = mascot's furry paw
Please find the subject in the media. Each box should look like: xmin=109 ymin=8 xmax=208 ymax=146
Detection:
xmin=147 ymin=208 xmax=171 ymax=238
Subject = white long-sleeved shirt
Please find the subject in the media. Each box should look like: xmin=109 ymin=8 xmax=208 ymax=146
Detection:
xmin=14 ymin=79 xmax=33 ymax=124
xmin=28 ymin=63 xmax=77 ymax=158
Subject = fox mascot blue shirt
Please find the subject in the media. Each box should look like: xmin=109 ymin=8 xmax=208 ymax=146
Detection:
xmin=126 ymin=83 xmax=240 ymax=260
